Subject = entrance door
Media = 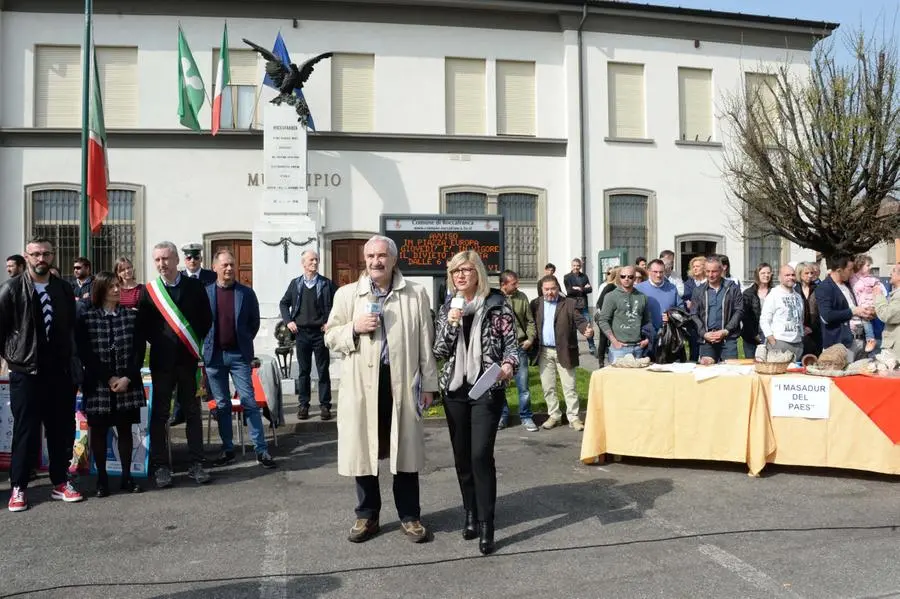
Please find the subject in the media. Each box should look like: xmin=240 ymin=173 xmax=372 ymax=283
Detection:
xmin=677 ymin=237 xmax=721 ymax=280
xmin=331 ymin=239 xmax=367 ymax=287
xmin=211 ymin=239 xmax=253 ymax=287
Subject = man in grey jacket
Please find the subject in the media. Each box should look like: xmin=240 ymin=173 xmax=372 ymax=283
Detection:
xmin=597 ymin=265 xmax=652 ymax=364
xmin=690 ymin=257 xmax=744 ymax=363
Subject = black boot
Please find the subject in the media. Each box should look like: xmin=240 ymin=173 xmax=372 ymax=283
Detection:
xmin=463 ymin=511 xmax=479 ymax=540
xmin=478 ymin=521 xmax=494 ymax=555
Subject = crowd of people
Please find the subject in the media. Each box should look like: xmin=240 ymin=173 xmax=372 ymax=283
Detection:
xmin=2 ymin=237 xmax=898 ymax=559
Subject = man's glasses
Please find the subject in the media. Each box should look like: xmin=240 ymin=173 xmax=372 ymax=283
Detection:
xmin=27 ymin=252 xmax=53 ymax=259
xmin=73 ymin=265 xmax=83 ymax=271
xmin=620 ymin=274 xmax=635 ymax=280
xmin=184 ymin=255 xmax=200 ymax=261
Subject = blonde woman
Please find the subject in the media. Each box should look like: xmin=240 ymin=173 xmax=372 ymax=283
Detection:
xmin=683 ymin=256 xmax=707 ymax=361
xmin=593 ymin=267 xmax=621 ymax=362
xmin=433 ymin=251 xmax=518 ymax=555
xmin=114 ymin=257 xmax=143 ymax=310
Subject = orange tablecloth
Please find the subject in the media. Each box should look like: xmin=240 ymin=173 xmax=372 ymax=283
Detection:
xmin=579 ymin=368 xmax=776 ymax=475
xmin=759 ymin=374 xmax=900 ymax=475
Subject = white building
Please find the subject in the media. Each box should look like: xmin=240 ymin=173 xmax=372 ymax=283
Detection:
xmin=0 ymin=0 xmax=840 ymax=308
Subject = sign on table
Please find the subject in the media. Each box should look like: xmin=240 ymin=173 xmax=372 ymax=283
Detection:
xmin=770 ymin=377 xmax=831 ymax=419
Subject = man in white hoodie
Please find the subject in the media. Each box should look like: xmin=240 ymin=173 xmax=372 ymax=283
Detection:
xmin=759 ymin=265 xmax=804 ymax=360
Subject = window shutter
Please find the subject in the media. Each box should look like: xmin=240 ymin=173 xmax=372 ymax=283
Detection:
xmin=607 ymin=63 xmax=645 ymax=139
xmin=331 ymin=53 xmax=374 ymax=132
xmin=96 ymin=47 xmax=138 ymax=128
xmin=745 ymin=72 xmax=779 ymax=141
xmin=678 ymin=67 xmax=712 ymax=141
xmin=445 ymin=58 xmax=486 ymax=135
xmin=225 ymin=49 xmax=257 ymax=86
xmin=35 ymin=46 xmax=82 ymax=127
xmin=496 ymin=60 xmax=535 ymax=136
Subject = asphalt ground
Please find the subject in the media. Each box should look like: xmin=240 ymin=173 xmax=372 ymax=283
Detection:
xmin=1 ymin=417 xmax=899 ymax=599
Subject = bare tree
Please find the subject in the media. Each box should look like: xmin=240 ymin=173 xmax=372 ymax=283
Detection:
xmin=722 ymin=28 xmax=900 ymax=261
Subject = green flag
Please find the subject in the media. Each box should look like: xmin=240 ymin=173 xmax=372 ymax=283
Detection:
xmin=177 ymin=26 xmax=205 ymax=131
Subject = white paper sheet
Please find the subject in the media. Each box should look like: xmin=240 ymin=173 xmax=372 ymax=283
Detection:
xmin=468 ymin=363 xmax=502 ymax=399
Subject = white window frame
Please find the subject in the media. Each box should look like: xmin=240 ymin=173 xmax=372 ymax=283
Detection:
xmin=606 ymin=62 xmax=647 ymax=140
xmin=24 ymin=182 xmax=146 ymax=280
xmin=439 ymin=185 xmax=547 ymax=282
xmin=603 ymin=188 xmax=658 ymax=262
xmin=331 ymin=52 xmax=375 ymax=133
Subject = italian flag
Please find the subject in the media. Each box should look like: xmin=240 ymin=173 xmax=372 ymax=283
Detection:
xmin=211 ymin=23 xmax=230 ymax=136
xmin=87 ymin=43 xmax=108 ymax=234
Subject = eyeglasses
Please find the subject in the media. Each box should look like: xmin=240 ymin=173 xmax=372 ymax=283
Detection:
xmin=619 ymin=274 xmax=635 ymax=280
xmin=73 ymin=265 xmax=84 ymax=270
xmin=184 ymin=255 xmax=200 ymax=261
xmin=451 ymin=267 xmax=476 ymax=276
xmin=27 ymin=252 xmax=53 ymax=259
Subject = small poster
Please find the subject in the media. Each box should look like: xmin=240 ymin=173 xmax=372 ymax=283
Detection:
xmin=770 ymin=376 xmax=831 ymax=419
xmin=0 ymin=378 xmax=12 ymax=469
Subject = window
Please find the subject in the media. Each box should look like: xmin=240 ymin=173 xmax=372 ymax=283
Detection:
xmin=213 ymin=48 xmax=258 ymax=129
xmin=745 ymin=72 xmax=779 ymax=142
xmin=889 ymin=240 xmax=897 ymax=264
xmin=445 ymin=58 xmax=486 ymax=135
xmin=678 ymin=67 xmax=713 ymax=141
xmin=35 ymin=45 xmax=138 ymax=128
xmin=331 ymin=53 xmax=374 ymax=132
xmin=496 ymin=60 xmax=535 ymax=136
xmin=605 ymin=191 xmax=657 ymax=263
xmin=441 ymin=187 xmax=545 ymax=280
xmin=27 ymin=185 xmax=144 ymax=279
xmin=745 ymin=209 xmax=784 ymax=280
xmin=607 ymin=63 xmax=645 ymax=139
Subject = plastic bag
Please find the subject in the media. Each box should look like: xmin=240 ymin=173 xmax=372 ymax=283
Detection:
xmin=653 ymin=307 xmax=691 ymax=364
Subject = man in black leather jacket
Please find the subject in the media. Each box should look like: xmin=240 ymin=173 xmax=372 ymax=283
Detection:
xmin=0 ymin=237 xmax=83 ymax=511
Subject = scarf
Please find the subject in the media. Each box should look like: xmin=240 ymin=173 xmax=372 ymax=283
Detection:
xmin=448 ymin=295 xmax=486 ymax=392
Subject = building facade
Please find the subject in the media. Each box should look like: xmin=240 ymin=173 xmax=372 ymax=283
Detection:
xmin=0 ymin=0 xmax=840 ymax=307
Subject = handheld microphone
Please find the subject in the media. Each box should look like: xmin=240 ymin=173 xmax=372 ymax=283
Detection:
xmin=365 ymin=301 xmax=382 ymax=337
xmin=449 ymin=292 xmax=465 ymax=329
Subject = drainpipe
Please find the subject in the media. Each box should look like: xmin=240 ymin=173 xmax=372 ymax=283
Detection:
xmin=577 ymin=2 xmax=588 ymax=268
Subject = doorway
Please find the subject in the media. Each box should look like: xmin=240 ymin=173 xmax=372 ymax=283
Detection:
xmin=331 ymin=239 xmax=367 ymax=287
xmin=210 ymin=238 xmax=253 ymax=287
xmin=675 ymin=235 xmax=724 ymax=280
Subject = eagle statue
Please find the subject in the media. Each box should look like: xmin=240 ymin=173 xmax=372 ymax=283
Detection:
xmin=242 ymin=38 xmax=333 ymax=127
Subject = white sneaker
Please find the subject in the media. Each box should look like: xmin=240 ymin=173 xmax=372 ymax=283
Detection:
xmin=569 ymin=418 xmax=585 ymax=432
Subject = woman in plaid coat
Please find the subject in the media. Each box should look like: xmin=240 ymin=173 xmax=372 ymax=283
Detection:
xmin=75 ymin=271 xmax=146 ymax=497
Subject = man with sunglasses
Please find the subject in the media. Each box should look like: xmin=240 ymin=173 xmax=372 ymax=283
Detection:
xmin=71 ymin=257 xmax=93 ymax=301
xmin=180 ymin=243 xmax=216 ymax=285
xmin=597 ymin=265 xmax=652 ymax=365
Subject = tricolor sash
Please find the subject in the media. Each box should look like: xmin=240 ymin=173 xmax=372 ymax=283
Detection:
xmin=146 ymin=277 xmax=202 ymax=360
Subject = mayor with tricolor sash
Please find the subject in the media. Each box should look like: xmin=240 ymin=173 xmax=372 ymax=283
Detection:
xmin=135 ymin=241 xmax=213 ymax=488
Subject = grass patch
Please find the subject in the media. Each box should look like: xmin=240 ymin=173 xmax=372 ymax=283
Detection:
xmin=425 ymin=365 xmax=592 ymax=418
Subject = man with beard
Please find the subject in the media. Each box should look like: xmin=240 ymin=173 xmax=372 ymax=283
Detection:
xmin=6 ymin=255 xmax=25 ymax=278
xmin=0 ymin=237 xmax=83 ymax=511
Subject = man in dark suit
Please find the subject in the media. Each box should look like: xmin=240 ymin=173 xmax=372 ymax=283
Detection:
xmin=0 ymin=237 xmax=83 ymax=511
xmin=203 ymin=249 xmax=276 ymax=470
xmin=180 ymin=242 xmax=217 ymax=285
xmin=279 ymin=249 xmax=338 ymax=420
xmin=530 ymin=275 xmax=593 ymax=432
xmin=814 ymin=253 xmax=874 ymax=361
xmin=135 ymin=240 xmax=213 ymax=489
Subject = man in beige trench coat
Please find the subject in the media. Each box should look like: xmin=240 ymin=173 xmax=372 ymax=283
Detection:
xmin=325 ymin=235 xmax=439 ymax=544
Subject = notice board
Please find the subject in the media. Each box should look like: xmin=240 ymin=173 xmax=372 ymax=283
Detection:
xmin=381 ymin=215 xmax=505 ymax=276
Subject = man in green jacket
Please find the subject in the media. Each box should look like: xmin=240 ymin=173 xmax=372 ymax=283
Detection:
xmin=597 ymin=265 xmax=651 ymax=364
xmin=874 ymin=264 xmax=900 ymax=352
xmin=498 ymin=270 xmax=539 ymax=431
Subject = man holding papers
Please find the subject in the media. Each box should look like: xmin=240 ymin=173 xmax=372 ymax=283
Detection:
xmin=433 ymin=251 xmax=518 ymax=555
xmin=325 ymin=235 xmax=439 ymax=545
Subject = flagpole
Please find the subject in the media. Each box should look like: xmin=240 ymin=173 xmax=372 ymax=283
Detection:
xmin=79 ymin=0 xmax=93 ymax=257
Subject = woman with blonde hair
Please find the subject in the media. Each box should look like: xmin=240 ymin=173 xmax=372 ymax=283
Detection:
xmin=114 ymin=257 xmax=143 ymax=310
xmin=433 ymin=251 xmax=519 ymax=555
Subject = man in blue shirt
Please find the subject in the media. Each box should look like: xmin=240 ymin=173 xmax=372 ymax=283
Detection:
xmin=636 ymin=259 xmax=682 ymax=356
xmin=690 ymin=257 xmax=744 ymax=363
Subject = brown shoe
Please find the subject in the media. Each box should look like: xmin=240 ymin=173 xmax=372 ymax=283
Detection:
xmin=297 ymin=406 xmax=310 ymax=420
xmin=400 ymin=520 xmax=432 ymax=543
xmin=348 ymin=518 xmax=379 ymax=543
xmin=320 ymin=406 xmax=332 ymax=421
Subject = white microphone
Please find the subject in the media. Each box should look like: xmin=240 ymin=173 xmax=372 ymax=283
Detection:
xmin=365 ymin=301 xmax=382 ymax=337
xmin=449 ymin=292 xmax=465 ymax=329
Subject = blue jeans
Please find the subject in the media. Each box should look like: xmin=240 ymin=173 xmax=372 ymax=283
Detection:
xmin=580 ymin=307 xmax=596 ymax=351
xmin=205 ymin=349 xmax=268 ymax=455
xmin=698 ymin=338 xmax=739 ymax=363
xmin=862 ymin=320 xmax=875 ymax=341
xmin=608 ymin=344 xmax=644 ymax=364
xmin=501 ymin=349 xmax=533 ymax=422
